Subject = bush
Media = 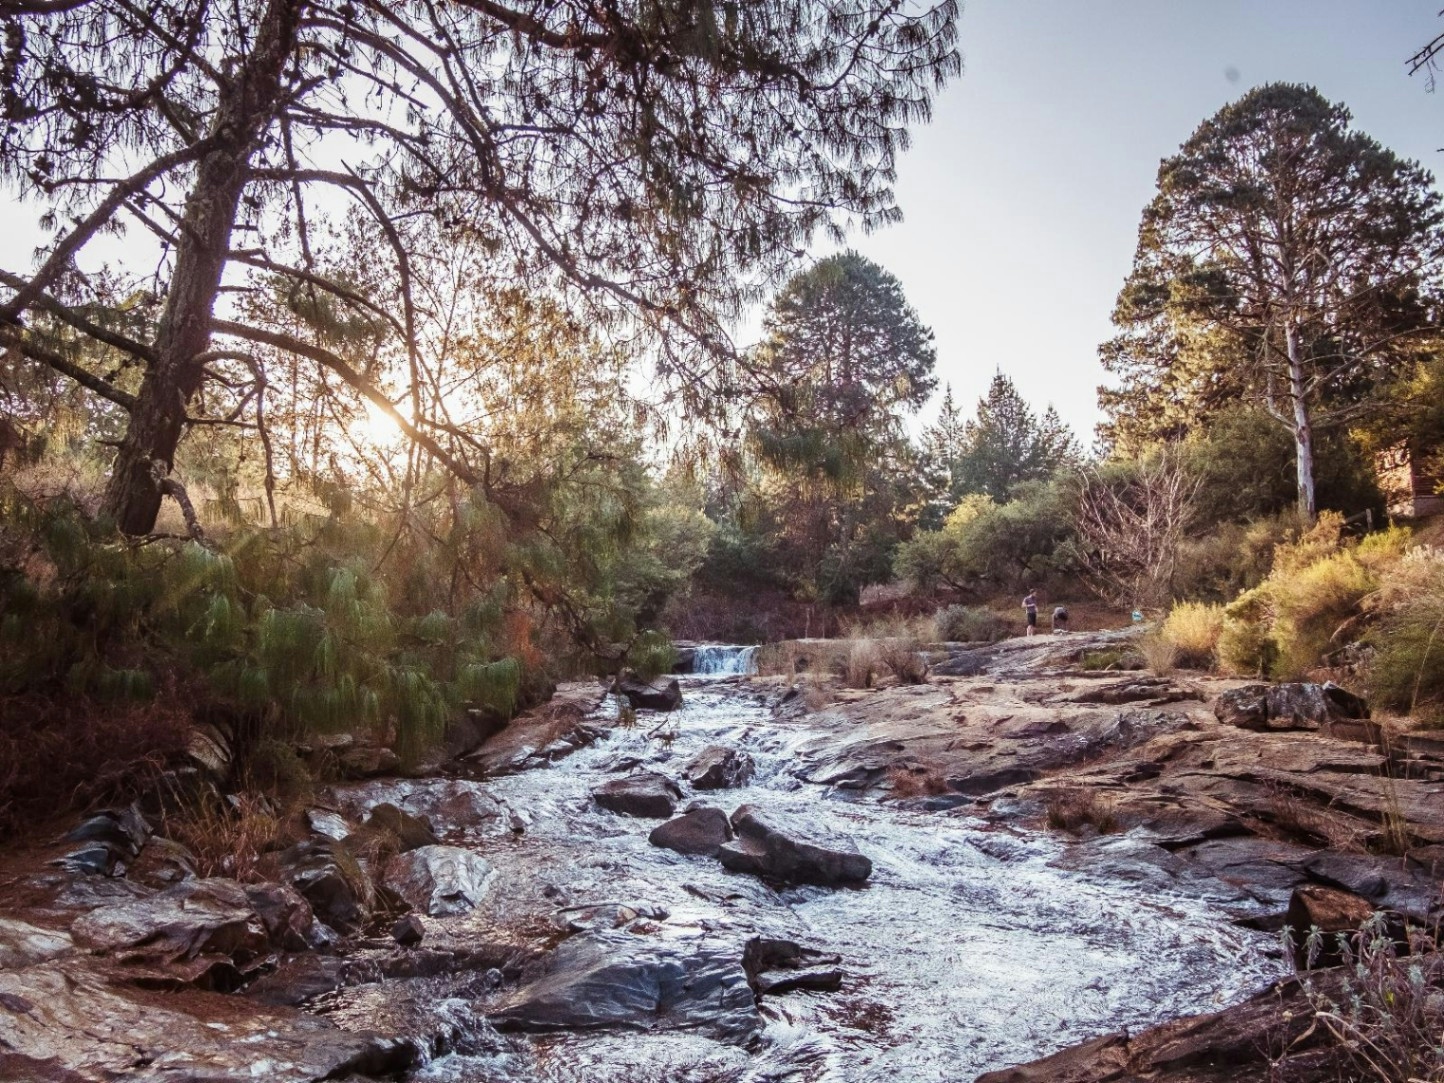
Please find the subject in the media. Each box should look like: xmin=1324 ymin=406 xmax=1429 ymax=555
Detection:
xmin=934 ymin=604 xmax=1011 ymax=643
xmin=1217 ymin=585 xmax=1276 ymax=676
xmin=1366 ymin=546 xmax=1444 ymax=724
xmin=1294 ymin=915 xmax=1444 ymax=1083
xmin=1160 ymin=601 xmax=1224 ymax=669
xmin=845 ymin=639 xmax=881 ymax=688
xmin=876 ymin=638 xmax=928 ymax=684
xmin=1045 ymin=787 xmax=1120 ymax=834
xmin=1138 ymin=631 xmax=1179 ymax=676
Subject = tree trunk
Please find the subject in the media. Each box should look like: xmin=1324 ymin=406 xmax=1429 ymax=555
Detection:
xmin=102 ymin=0 xmax=304 ymax=535
xmin=1284 ymin=322 xmax=1317 ymax=522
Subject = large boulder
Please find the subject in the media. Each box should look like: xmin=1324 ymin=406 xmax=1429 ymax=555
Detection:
xmin=245 ymin=882 xmax=319 ymax=952
xmin=593 ymin=772 xmax=682 ymax=819
xmin=365 ymin=803 xmax=439 ymax=851
xmin=0 ymin=959 xmax=415 ymax=1082
xmin=718 ymin=806 xmax=872 ymax=887
xmin=648 ymin=807 xmax=733 ymax=857
xmin=0 ymin=917 xmax=73 ymax=970
xmin=70 ymin=878 xmax=271 ymax=987
xmin=613 ymin=673 xmax=683 ymax=712
xmin=487 ymin=931 xmax=757 ymax=1042
xmin=686 ymin=746 xmax=756 ymax=790
xmin=277 ymin=839 xmax=371 ymax=933
xmin=383 ymin=845 xmax=495 ymax=917
xmin=54 ymin=807 xmax=150 ymax=876
xmin=1214 ymin=682 xmax=1369 ymax=732
xmin=742 ymin=937 xmax=843 ymax=997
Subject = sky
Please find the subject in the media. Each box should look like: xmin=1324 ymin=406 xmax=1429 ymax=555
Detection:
xmin=842 ymin=0 xmax=1444 ymax=447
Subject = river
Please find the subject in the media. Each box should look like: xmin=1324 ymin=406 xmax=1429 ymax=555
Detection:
xmin=322 ymin=649 xmax=1286 ymax=1082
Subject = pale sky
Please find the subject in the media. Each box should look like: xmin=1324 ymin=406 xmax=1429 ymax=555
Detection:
xmin=844 ymin=0 xmax=1444 ymax=446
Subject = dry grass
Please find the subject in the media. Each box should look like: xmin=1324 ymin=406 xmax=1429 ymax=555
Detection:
xmin=0 ymin=690 xmax=193 ymax=838
xmin=845 ymin=639 xmax=882 ymax=688
xmin=162 ymin=792 xmax=285 ymax=882
xmin=800 ymin=679 xmax=832 ymax=713
xmin=1138 ymin=632 xmax=1179 ymax=676
xmin=1044 ymin=787 xmax=1120 ymax=834
xmin=876 ymin=638 xmax=928 ymax=684
xmin=887 ymin=764 xmax=950 ymax=799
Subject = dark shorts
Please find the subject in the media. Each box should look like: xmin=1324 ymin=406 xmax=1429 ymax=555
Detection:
xmin=1026 ymin=608 xmax=1037 ymax=627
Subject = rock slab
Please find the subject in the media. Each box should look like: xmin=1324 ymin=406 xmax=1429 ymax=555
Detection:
xmin=384 ymin=845 xmax=495 ymax=916
xmin=593 ymin=772 xmax=683 ymax=819
xmin=718 ymin=805 xmax=872 ymax=887
xmin=686 ymin=745 xmax=756 ymax=789
xmin=648 ymin=807 xmax=733 ymax=856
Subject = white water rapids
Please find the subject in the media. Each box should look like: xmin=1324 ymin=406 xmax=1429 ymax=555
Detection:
xmin=332 ymin=664 xmax=1286 ymax=1082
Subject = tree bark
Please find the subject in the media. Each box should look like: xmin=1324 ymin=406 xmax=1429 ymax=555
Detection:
xmin=101 ymin=0 xmax=304 ymax=535
xmin=1284 ymin=322 xmax=1318 ymax=522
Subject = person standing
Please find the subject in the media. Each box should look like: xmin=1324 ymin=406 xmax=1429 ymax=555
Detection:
xmin=1022 ymin=589 xmax=1038 ymax=637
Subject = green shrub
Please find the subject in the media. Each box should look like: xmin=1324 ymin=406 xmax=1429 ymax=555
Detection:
xmin=1217 ymin=586 xmax=1275 ymax=676
xmin=934 ymin=604 xmax=1011 ymax=643
xmin=626 ymin=630 xmax=677 ymax=682
xmin=1161 ymin=601 xmax=1224 ymax=669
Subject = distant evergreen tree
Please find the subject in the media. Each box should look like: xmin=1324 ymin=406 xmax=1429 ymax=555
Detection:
xmin=927 ymin=373 xmax=1079 ymax=504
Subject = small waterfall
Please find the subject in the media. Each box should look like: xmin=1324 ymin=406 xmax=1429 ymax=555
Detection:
xmin=690 ymin=644 xmax=760 ymax=676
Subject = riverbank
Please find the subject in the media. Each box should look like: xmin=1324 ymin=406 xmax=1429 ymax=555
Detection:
xmin=1 ymin=630 xmax=1439 ymax=1081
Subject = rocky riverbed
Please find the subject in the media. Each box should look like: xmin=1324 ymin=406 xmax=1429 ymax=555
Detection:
xmin=1 ymin=630 xmax=1440 ymax=1081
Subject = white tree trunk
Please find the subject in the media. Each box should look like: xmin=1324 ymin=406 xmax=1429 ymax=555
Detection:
xmin=1285 ymin=322 xmax=1317 ymax=521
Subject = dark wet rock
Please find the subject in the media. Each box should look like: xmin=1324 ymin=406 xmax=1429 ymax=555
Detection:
xmin=672 ymin=646 xmax=696 ymax=674
xmin=742 ymin=937 xmax=844 ymax=997
xmin=1286 ymin=884 xmax=1376 ymax=969
xmin=488 ymin=931 xmax=757 ymax=1041
xmin=0 ymin=959 xmax=415 ymax=1082
xmin=392 ymin=914 xmax=426 ymax=947
xmin=556 ymin=902 xmax=669 ymax=933
xmin=245 ymin=882 xmax=317 ymax=952
xmin=929 ymin=649 xmax=990 ymax=677
xmin=366 ymin=803 xmax=440 ymax=851
xmin=247 ymin=944 xmax=526 ymax=1007
xmin=593 ymin=771 xmax=682 ymax=818
xmin=55 ymin=807 xmax=150 ymax=876
xmin=614 ymin=673 xmax=683 ymax=712
xmin=718 ymin=805 xmax=872 ymax=887
xmin=304 ymin=807 xmax=352 ymax=840
xmin=975 ymin=975 xmax=1336 ymax=1083
xmin=69 ymin=878 xmax=271 ymax=987
xmin=126 ymin=836 xmax=197 ymax=888
xmin=0 ymin=917 xmax=74 ymax=969
xmin=1214 ymin=681 xmax=1369 ymax=732
xmin=277 ymin=838 xmax=370 ymax=933
xmin=328 ymin=779 xmax=510 ymax=838
xmin=649 ymin=806 xmax=733 ymax=856
xmin=686 ymin=745 xmax=756 ymax=789
xmin=384 ymin=845 xmax=495 ymax=916
xmin=336 ymin=743 xmax=402 ymax=779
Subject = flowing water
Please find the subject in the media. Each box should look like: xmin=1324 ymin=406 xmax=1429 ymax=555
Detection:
xmin=333 ymin=650 xmax=1286 ymax=1082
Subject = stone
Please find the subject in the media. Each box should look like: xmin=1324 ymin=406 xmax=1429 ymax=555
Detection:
xmin=1215 ymin=681 xmax=1369 ymax=732
xmin=126 ymin=836 xmax=197 ymax=888
xmin=70 ymin=878 xmax=271 ymax=988
xmin=718 ymin=805 xmax=872 ymax=887
xmin=686 ymin=745 xmax=756 ymax=789
xmin=649 ymin=807 xmax=733 ymax=856
xmin=245 ymin=882 xmax=317 ymax=952
xmin=0 ymin=960 xmax=415 ymax=1082
xmin=613 ymin=673 xmax=683 ymax=712
xmin=1286 ymin=884 xmax=1376 ymax=969
xmin=186 ymin=721 xmax=233 ymax=780
xmin=592 ymin=772 xmax=682 ymax=818
xmin=0 ymin=917 xmax=73 ymax=970
xmin=277 ymin=839 xmax=370 ymax=933
xmin=556 ymin=902 xmax=668 ymax=933
xmin=55 ymin=807 xmax=150 ymax=876
xmin=305 ymin=807 xmax=353 ymax=840
xmin=488 ymin=931 xmax=757 ymax=1042
xmin=742 ymin=937 xmax=844 ymax=997
xmin=384 ymin=845 xmax=495 ymax=917
xmin=392 ymin=914 xmax=426 ymax=947
xmin=365 ymin=802 xmax=439 ymax=851
xmin=336 ymin=744 xmax=402 ymax=778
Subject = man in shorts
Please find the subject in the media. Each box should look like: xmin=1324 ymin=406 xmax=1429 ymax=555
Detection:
xmin=1022 ymin=589 xmax=1038 ymax=637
